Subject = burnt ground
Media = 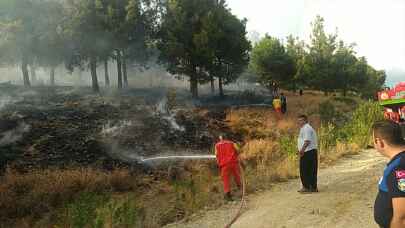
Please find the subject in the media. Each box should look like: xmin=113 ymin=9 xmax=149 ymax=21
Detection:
xmin=0 ymin=86 xmax=265 ymax=172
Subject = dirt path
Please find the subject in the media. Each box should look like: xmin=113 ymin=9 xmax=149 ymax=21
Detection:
xmin=166 ymin=149 xmax=386 ymax=228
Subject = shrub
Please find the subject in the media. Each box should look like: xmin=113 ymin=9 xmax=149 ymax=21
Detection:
xmin=341 ymin=102 xmax=383 ymax=147
xmin=332 ymin=96 xmax=357 ymax=106
xmin=60 ymin=193 xmax=140 ymax=228
xmin=318 ymin=100 xmax=345 ymax=125
xmin=318 ymin=101 xmax=383 ymax=154
xmin=278 ymin=134 xmax=296 ymax=157
xmin=64 ymin=192 xmax=107 ymax=228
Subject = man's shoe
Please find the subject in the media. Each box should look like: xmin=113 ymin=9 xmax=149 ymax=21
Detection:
xmin=298 ymin=188 xmax=313 ymax=194
xmin=311 ymin=188 xmax=319 ymax=193
xmin=297 ymin=188 xmax=309 ymax=193
xmin=224 ymin=192 xmax=233 ymax=201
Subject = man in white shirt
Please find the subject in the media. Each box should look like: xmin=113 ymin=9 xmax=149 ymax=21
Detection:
xmin=297 ymin=114 xmax=318 ymax=193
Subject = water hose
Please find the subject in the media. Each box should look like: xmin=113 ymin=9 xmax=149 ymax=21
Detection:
xmin=137 ymin=154 xmax=247 ymax=227
xmin=232 ymin=104 xmax=273 ymax=108
xmin=224 ymin=161 xmax=246 ymax=228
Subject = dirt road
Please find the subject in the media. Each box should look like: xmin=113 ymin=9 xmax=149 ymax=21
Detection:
xmin=166 ymin=149 xmax=386 ymax=228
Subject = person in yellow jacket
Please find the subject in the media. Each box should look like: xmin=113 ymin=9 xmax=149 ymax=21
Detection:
xmin=273 ymin=96 xmax=282 ymax=114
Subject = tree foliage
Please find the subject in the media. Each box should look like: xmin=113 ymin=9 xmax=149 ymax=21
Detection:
xmin=249 ymin=35 xmax=294 ymax=89
xmin=158 ymin=0 xmax=250 ymax=98
xmin=249 ymin=15 xmax=385 ymax=98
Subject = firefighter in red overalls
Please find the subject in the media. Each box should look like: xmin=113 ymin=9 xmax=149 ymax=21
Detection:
xmin=215 ymin=135 xmax=242 ymax=201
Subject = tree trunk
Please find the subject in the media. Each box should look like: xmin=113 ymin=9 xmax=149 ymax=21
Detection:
xmin=50 ymin=67 xmax=55 ymax=86
xmin=77 ymin=69 xmax=83 ymax=84
xmin=190 ymin=76 xmax=198 ymax=98
xmin=122 ymin=51 xmax=128 ymax=87
xmin=21 ymin=57 xmax=30 ymax=87
xmin=210 ymin=76 xmax=215 ymax=94
xmin=116 ymin=50 xmax=123 ymax=89
xmin=90 ymin=56 xmax=99 ymax=92
xmin=218 ymin=76 xmax=224 ymax=98
xmin=30 ymin=64 xmax=37 ymax=84
xmin=104 ymin=60 xmax=110 ymax=87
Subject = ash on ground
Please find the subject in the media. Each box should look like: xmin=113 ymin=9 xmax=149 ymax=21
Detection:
xmin=0 ymin=86 xmax=249 ymax=172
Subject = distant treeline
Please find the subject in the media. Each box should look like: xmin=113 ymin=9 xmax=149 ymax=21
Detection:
xmin=249 ymin=15 xmax=386 ymax=99
xmin=0 ymin=1 xmax=384 ymax=98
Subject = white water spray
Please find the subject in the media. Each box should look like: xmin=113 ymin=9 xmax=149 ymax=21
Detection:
xmin=139 ymin=155 xmax=216 ymax=162
xmin=110 ymin=149 xmax=216 ymax=164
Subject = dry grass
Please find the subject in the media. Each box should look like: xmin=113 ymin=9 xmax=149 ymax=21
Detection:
xmin=0 ymin=165 xmax=224 ymax=228
xmin=0 ymin=168 xmax=136 ymax=225
xmin=226 ymin=91 xmax=362 ymax=193
xmin=135 ymin=162 xmax=224 ymax=227
xmin=320 ymin=142 xmax=361 ymax=166
xmin=240 ymin=139 xmax=298 ymax=191
xmin=226 ymin=90 xmax=327 ymax=140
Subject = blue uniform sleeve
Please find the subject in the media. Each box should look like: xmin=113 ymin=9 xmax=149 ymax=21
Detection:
xmin=388 ymin=167 xmax=405 ymax=198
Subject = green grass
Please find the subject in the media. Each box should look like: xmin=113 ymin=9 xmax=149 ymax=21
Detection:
xmin=318 ymin=101 xmax=383 ymax=152
xmin=279 ymin=134 xmax=296 ymax=157
xmin=59 ymin=192 xmax=140 ymax=228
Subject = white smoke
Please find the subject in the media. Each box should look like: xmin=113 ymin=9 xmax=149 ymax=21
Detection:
xmin=20 ymin=90 xmax=38 ymax=97
xmin=0 ymin=122 xmax=31 ymax=146
xmin=162 ymin=115 xmax=185 ymax=131
xmin=101 ymin=120 xmax=133 ymax=137
xmin=155 ymin=98 xmax=185 ymax=131
xmin=156 ymin=97 xmax=169 ymax=115
xmin=0 ymin=95 xmax=26 ymax=111
xmin=0 ymin=96 xmax=13 ymax=110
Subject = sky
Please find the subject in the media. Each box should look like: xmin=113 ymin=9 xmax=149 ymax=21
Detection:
xmin=227 ymin=0 xmax=405 ymax=86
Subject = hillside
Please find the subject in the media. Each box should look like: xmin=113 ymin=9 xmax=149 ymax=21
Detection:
xmin=0 ymin=85 xmax=379 ymax=227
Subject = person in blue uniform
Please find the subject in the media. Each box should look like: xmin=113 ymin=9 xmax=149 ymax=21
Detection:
xmin=373 ymin=120 xmax=405 ymax=228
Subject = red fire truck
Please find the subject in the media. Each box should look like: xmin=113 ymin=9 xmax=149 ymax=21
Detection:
xmin=377 ymin=82 xmax=405 ymax=137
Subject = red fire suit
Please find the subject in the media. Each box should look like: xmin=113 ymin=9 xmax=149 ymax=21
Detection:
xmin=215 ymin=140 xmax=241 ymax=193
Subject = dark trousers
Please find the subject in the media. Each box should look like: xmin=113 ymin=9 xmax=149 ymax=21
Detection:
xmin=299 ymin=149 xmax=318 ymax=189
xmin=281 ymin=104 xmax=287 ymax=114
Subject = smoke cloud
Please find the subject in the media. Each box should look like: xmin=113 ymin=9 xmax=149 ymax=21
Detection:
xmin=0 ymin=96 xmax=13 ymax=111
xmin=0 ymin=122 xmax=30 ymax=146
xmin=101 ymin=120 xmax=134 ymax=137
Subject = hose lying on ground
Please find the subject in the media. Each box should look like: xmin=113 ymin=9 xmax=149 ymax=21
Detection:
xmin=139 ymin=153 xmax=246 ymax=227
xmin=224 ymin=162 xmax=246 ymax=228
